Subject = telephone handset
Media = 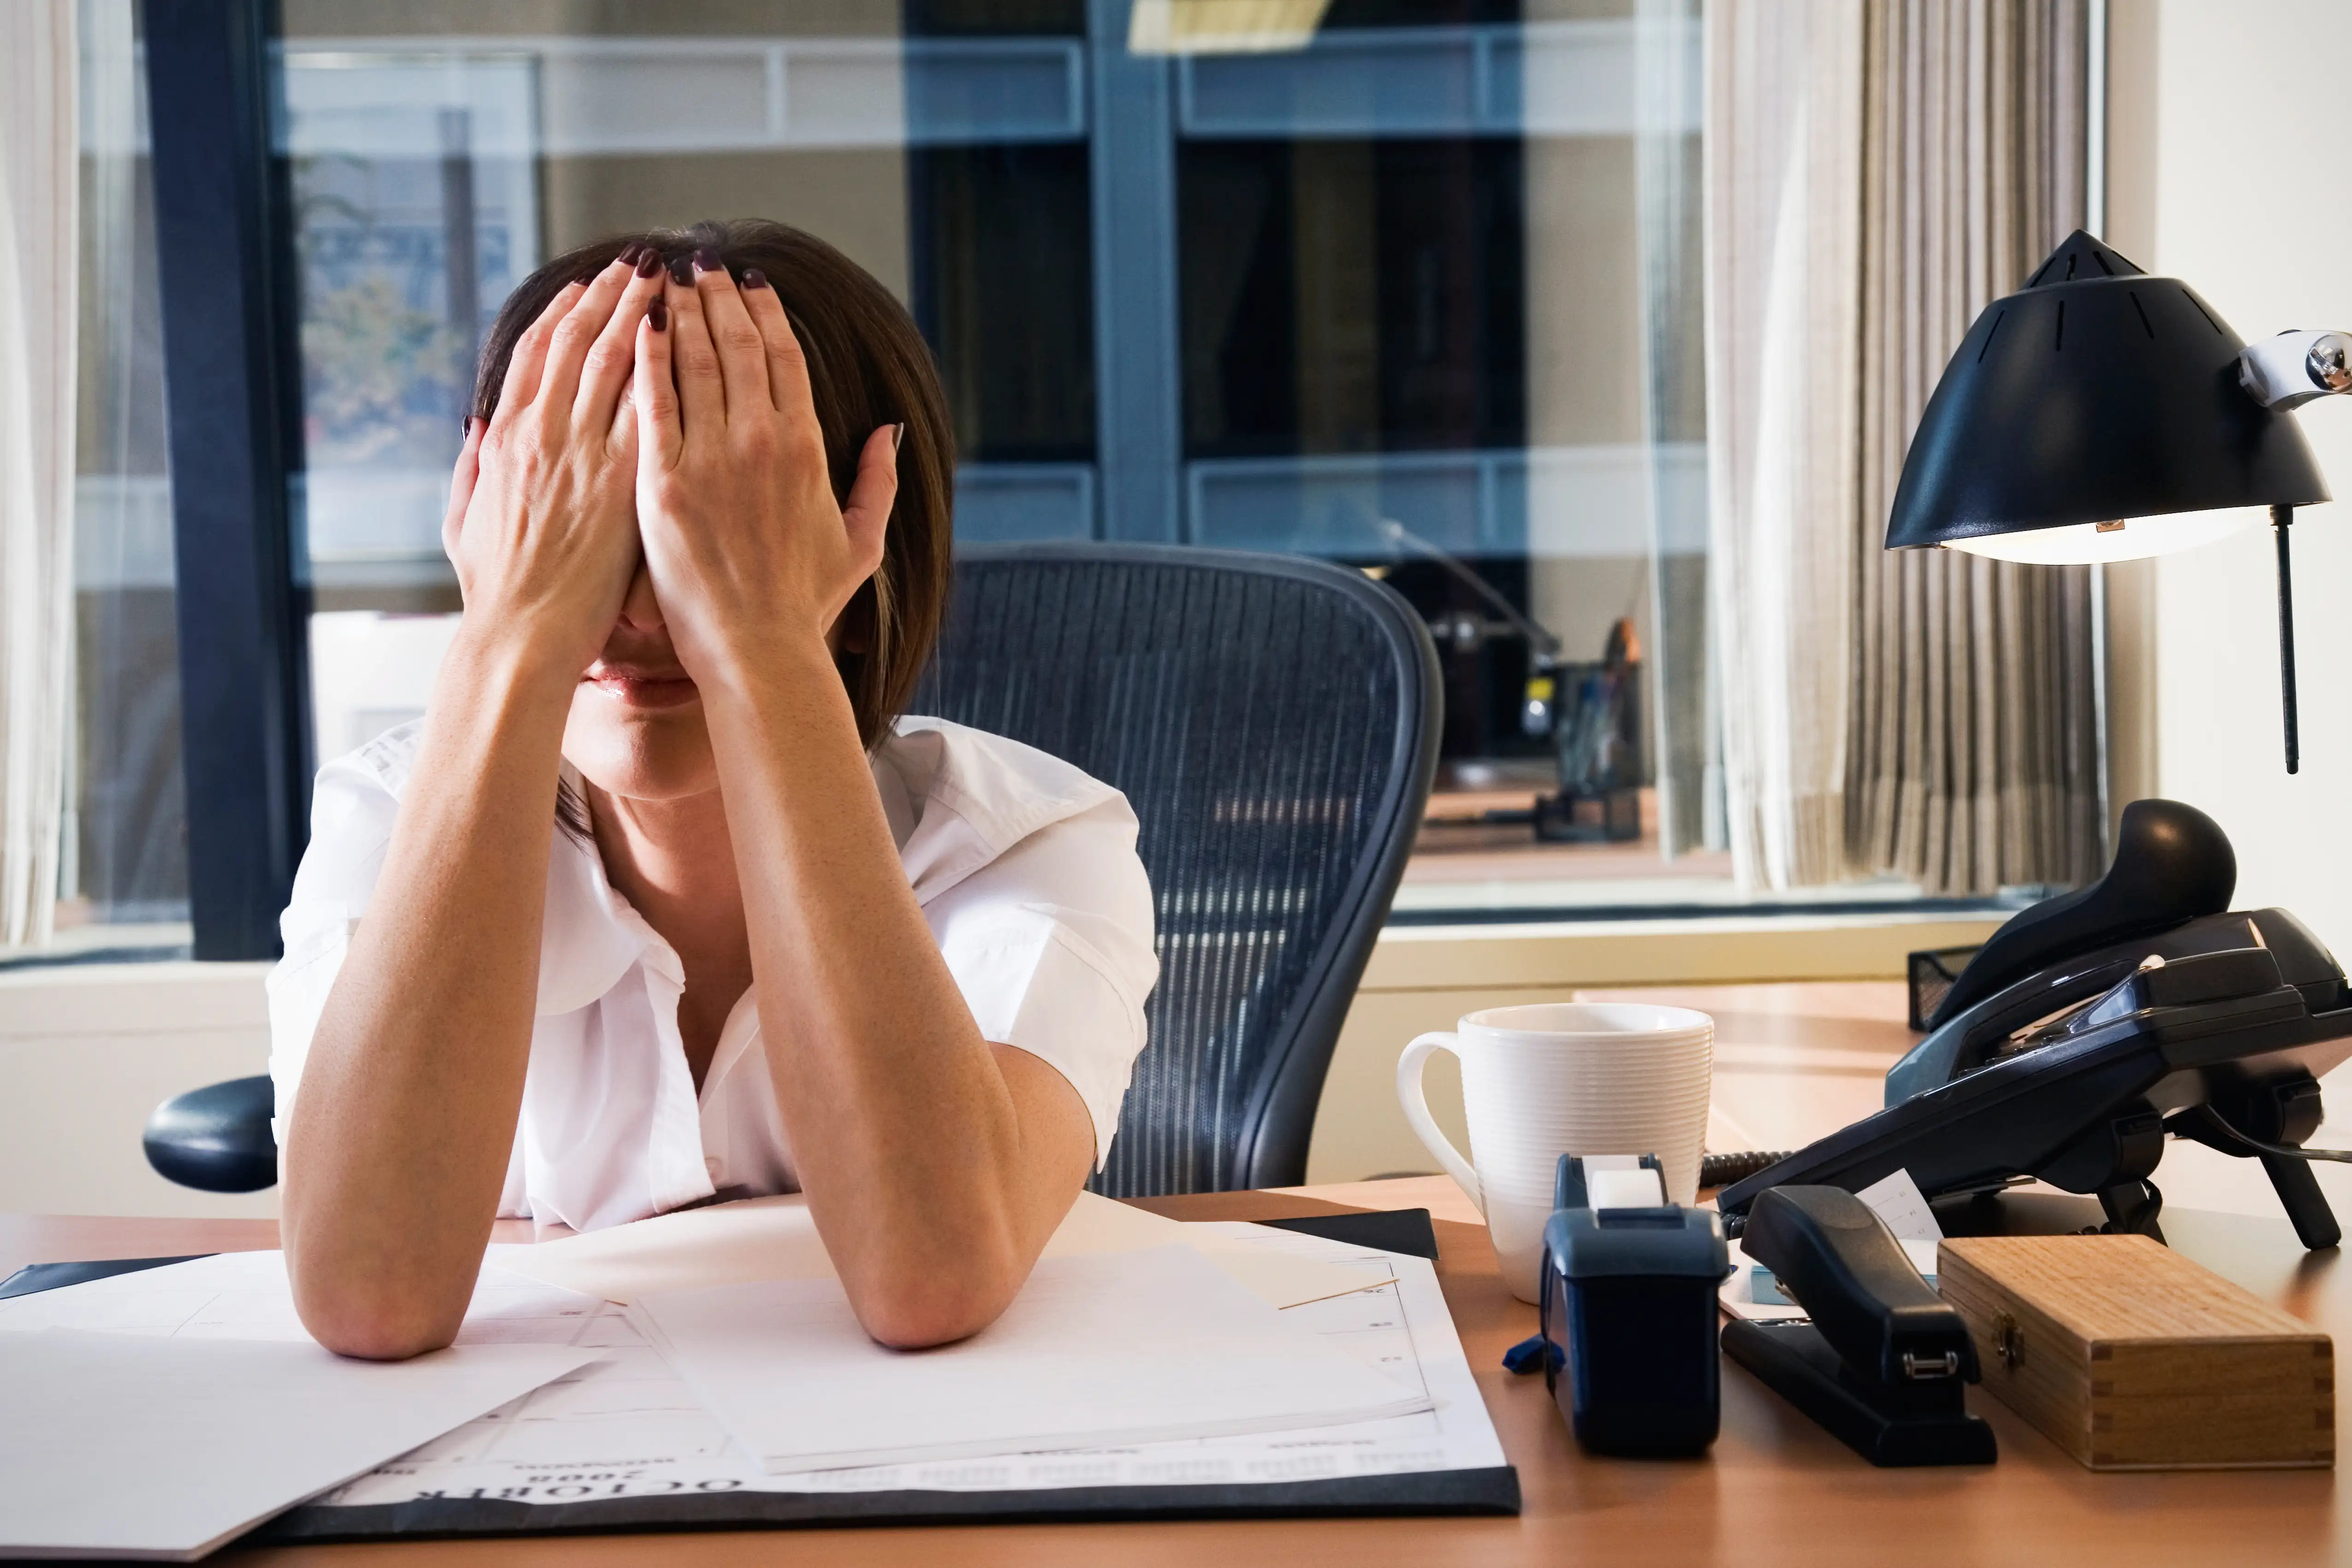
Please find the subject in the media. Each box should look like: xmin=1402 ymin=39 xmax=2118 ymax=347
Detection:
xmin=1915 ymin=798 xmax=2242 ymax=1035
xmin=1719 ymin=800 xmax=2352 ymax=1249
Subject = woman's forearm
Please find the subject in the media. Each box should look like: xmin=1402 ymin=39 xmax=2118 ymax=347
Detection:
xmin=701 ymin=638 xmax=1087 ymax=1345
xmin=283 ymin=628 xmax=577 ymax=1358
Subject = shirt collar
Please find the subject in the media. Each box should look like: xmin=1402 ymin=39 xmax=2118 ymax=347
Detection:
xmin=880 ymin=716 xmax=1122 ymax=903
xmin=534 ymin=759 xmax=665 ymax=1016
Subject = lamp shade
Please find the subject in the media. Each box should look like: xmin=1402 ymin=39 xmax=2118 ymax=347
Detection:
xmin=1885 ymin=231 xmax=2329 ymax=552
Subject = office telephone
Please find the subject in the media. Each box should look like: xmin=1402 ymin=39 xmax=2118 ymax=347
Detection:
xmin=1718 ymin=800 xmax=2352 ymax=1249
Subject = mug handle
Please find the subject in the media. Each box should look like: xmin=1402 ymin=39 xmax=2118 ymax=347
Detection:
xmin=1396 ymin=1032 xmax=1482 ymax=1213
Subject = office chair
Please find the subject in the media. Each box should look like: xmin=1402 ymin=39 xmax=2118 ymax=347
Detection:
xmin=915 ymin=544 xmax=1442 ymax=1196
xmin=145 ymin=543 xmax=1441 ymax=1199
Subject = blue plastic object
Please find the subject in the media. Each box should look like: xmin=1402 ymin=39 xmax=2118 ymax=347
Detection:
xmin=1537 ymin=1154 xmax=1733 ymax=1456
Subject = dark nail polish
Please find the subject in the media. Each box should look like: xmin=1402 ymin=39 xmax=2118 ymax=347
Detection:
xmin=741 ymin=268 xmax=768 ymax=291
xmin=647 ymin=298 xmax=668 ymax=332
xmin=461 ymin=416 xmax=475 ymax=440
xmin=692 ymin=246 xmax=722 ymax=274
xmin=574 ymin=270 xmax=598 ymax=287
xmin=669 ymin=258 xmax=693 ymax=286
xmin=891 ymin=422 xmax=905 ymax=452
xmin=636 ymin=248 xmax=664 ymax=279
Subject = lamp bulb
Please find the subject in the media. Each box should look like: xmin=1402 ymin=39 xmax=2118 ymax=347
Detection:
xmin=1944 ymin=508 xmax=2266 ymax=564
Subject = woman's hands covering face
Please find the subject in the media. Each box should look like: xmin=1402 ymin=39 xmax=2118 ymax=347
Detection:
xmin=628 ymin=252 xmax=899 ymax=684
xmin=440 ymin=249 xmax=666 ymax=677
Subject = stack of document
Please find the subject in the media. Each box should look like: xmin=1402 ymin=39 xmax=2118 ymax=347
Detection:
xmin=0 ymin=1273 xmax=594 ymax=1560
xmin=0 ymin=1195 xmax=1509 ymax=1552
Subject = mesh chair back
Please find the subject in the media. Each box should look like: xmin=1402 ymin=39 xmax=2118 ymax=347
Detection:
xmin=913 ymin=544 xmax=1441 ymax=1196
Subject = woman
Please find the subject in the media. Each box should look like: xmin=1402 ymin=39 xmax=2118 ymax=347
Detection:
xmin=267 ymin=221 xmax=1158 ymax=1360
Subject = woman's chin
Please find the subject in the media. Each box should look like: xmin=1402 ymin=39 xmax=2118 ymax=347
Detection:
xmin=563 ymin=707 xmax=719 ymax=804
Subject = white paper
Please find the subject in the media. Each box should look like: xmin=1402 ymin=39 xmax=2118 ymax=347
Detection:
xmin=1588 ymin=1167 xmax=1667 ymax=1209
xmin=630 ymin=1243 xmax=1431 ymax=1474
xmin=0 ymin=1329 xmax=593 ymax=1561
xmin=0 ymin=1249 xmax=606 ymax=1346
xmin=1854 ymin=1168 xmax=1945 ymax=1241
xmin=487 ymin=1189 xmax=1392 ymax=1311
xmin=311 ymin=1227 xmax=1500 ymax=1509
xmin=0 ymin=1228 xmax=1498 ymax=1522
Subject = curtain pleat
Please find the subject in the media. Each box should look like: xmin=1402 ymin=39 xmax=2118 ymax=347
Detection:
xmin=1850 ymin=0 xmax=2102 ymax=896
xmin=1711 ymin=0 xmax=2102 ymax=897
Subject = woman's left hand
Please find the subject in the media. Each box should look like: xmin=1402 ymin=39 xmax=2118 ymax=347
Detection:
xmin=630 ymin=251 xmax=899 ymax=684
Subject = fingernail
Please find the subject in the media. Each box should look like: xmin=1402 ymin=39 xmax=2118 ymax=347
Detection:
xmin=692 ymin=246 xmax=722 ymax=274
xmin=669 ymin=257 xmax=693 ymax=286
xmin=647 ymin=298 xmax=668 ymax=332
xmin=891 ymin=422 xmax=905 ymax=452
xmin=461 ymin=416 xmax=475 ymax=440
xmin=742 ymin=268 xmax=768 ymax=291
xmin=618 ymin=243 xmax=642 ymax=266
xmin=636 ymin=247 xmax=663 ymax=279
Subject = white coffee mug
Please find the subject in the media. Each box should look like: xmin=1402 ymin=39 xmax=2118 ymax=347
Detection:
xmin=1397 ymin=1003 xmax=1713 ymax=1303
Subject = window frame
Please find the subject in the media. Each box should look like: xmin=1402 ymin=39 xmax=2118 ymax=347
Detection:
xmin=142 ymin=0 xmax=312 ymax=961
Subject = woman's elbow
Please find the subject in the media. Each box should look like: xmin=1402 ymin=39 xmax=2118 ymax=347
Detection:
xmin=850 ymin=1256 xmax=1024 ymax=1350
xmin=291 ymin=1276 xmax=462 ymax=1360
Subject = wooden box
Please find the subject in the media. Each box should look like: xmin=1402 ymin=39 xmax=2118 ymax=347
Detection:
xmin=1936 ymin=1235 xmax=2333 ymax=1471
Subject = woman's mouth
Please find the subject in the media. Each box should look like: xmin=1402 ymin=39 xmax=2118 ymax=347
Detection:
xmin=582 ymin=666 xmax=701 ymax=709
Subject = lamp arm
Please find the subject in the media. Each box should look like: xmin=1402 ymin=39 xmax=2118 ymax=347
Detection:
xmin=2239 ymin=330 xmax=2352 ymax=410
xmin=1378 ymin=518 xmax=1565 ymax=662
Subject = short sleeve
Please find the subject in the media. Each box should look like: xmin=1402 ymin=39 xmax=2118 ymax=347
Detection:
xmin=262 ymin=732 xmax=409 ymax=1157
xmin=919 ymin=794 xmax=1159 ymax=1170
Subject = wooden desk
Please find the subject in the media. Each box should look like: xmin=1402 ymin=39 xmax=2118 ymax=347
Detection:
xmin=4 ymin=983 xmax=2346 ymax=1565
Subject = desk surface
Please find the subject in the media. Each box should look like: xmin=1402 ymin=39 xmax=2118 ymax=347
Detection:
xmin=6 ymin=982 xmax=2348 ymax=1567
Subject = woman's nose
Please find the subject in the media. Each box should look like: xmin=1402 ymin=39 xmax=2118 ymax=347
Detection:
xmin=616 ymin=559 xmax=664 ymax=633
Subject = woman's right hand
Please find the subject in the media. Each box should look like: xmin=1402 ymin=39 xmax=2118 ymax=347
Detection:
xmin=440 ymin=248 xmax=668 ymax=677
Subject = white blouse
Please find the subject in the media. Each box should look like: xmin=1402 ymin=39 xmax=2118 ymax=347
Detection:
xmin=265 ymin=716 xmax=1160 ymax=1233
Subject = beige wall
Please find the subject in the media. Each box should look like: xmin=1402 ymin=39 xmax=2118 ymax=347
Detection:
xmin=0 ymin=963 xmax=276 ymax=1219
xmin=2111 ymin=0 xmax=2352 ymax=957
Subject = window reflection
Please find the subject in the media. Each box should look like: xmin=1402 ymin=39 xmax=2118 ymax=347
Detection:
xmin=269 ymin=0 xmax=1845 ymax=916
xmin=65 ymin=0 xmax=188 ymax=938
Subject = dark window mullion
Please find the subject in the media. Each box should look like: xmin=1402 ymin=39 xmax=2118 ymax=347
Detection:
xmin=142 ymin=0 xmax=312 ymax=960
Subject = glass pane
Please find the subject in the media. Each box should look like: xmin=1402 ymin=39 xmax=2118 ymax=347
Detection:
xmin=270 ymin=0 xmax=1965 ymax=919
xmin=61 ymin=0 xmax=189 ymax=947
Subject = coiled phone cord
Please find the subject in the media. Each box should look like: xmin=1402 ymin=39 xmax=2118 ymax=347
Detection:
xmin=1699 ymin=1150 xmax=1792 ymax=1188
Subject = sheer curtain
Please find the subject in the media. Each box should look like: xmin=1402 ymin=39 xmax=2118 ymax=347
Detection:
xmin=1706 ymin=0 xmax=2102 ymax=895
xmin=1703 ymin=0 xmax=1865 ymax=888
xmin=0 ymin=0 xmax=79 ymax=946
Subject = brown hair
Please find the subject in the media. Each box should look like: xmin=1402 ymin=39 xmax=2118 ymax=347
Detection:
xmin=473 ymin=218 xmax=954 ymax=756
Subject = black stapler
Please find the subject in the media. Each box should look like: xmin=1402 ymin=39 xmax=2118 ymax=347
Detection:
xmin=1720 ymin=1186 xmax=1996 ymax=1467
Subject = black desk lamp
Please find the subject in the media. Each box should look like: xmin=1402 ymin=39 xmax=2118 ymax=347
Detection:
xmin=1885 ymin=230 xmax=2352 ymax=772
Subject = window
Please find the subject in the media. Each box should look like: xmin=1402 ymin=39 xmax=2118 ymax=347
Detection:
xmin=54 ymin=0 xmax=188 ymax=955
xmin=37 ymin=0 xmax=2040 ymax=961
